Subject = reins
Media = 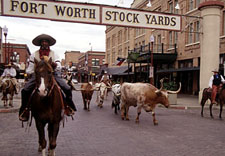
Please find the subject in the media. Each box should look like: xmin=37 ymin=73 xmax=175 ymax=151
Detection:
xmin=48 ymin=76 xmax=64 ymax=110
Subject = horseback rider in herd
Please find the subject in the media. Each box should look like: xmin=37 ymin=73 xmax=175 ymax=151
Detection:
xmin=208 ymin=68 xmax=225 ymax=105
xmin=0 ymin=63 xmax=19 ymax=94
xmin=19 ymin=34 xmax=77 ymax=122
xmin=100 ymin=70 xmax=110 ymax=85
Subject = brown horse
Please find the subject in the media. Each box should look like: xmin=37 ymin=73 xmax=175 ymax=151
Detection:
xmin=30 ymin=58 xmax=64 ymax=156
xmin=201 ymin=86 xmax=224 ymax=118
xmin=1 ymin=77 xmax=15 ymax=107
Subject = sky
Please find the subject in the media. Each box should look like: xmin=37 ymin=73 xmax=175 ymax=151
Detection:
xmin=0 ymin=0 xmax=134 ymax=60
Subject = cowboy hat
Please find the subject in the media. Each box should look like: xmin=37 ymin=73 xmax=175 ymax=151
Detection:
xmin=5 ymin=63 xmax=12 ymax=67
xmin=212 ymin=68 xmax=219 ymax=73
xmin=32 ymin=34 xmax=56 ymax=46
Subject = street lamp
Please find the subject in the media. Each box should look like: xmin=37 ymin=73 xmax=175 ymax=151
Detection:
xmin=149 ymin=35 xmax=154 ymax=85
xmin=147 ymin=0 xmax=152 ymax=7
xmin=2 ymin=25 xmax=8 ymax=64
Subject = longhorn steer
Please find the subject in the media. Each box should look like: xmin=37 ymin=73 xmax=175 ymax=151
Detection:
xmin=77 ymin=83 xmax=95 ymax=111
xmin=95 ymin=82 xmax=109 ymax=108
xmin=120 ymin=82 xmax=181 ymax=125
xmin=111 ymin=84 xmax=121 ymax=114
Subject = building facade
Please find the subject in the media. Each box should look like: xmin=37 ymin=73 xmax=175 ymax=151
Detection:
xmin=105 ymin=0 xmax=225 ymax=95
xmin=77 ymin=51 xmax=105 ymax=82
xmin=0 ymin=27 xmax=2 ymax=63
xmin=2 ymin=43 xmax=30 ymax=65
xmin=64 ymin=51 xmax=81 ymax=67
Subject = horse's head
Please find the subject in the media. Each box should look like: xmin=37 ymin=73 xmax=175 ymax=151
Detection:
xmin=1 ymin=78 xmax=13 ymax=93
xmin=34 ymin=58 xmax=54 ymax=97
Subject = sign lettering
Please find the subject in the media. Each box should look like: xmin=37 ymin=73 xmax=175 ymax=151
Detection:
xmin=1 ymin=0 xmax=181 ymax=31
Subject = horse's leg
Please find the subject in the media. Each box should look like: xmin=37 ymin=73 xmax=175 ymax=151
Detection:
xmin=210 ymin=103 xmax=214 ymax=118
xmin=87 ymin=100 xmax=90 ymax=111
xmin=35 ymin=120 xmax=47 ymax=154
xmin=219 ymin=101 xmax=223 ymax=119
xmin=2 ymin=94 xmax=7 ymax=107
xmin=48 ymin=123 xmax=60 ymax=156
xmin=9 ymin=93 xmax=13 ymax=107
xmin=200 ymin=98 xmax=207 ymax=117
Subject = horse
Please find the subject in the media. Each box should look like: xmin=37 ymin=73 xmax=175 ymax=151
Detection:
xmin=1 ymin=77 xmax=15 ymax=107
xmin=30 ymin=58 xmax=64 ymax=156
xmin=201 ymin=86 xmax=224 ymax=119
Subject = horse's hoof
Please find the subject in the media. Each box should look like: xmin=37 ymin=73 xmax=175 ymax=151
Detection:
xmin=121 ymin=116 xmax=124 ymax=120
xmin=126 ymin=118 xmax=129 ymax=121
xmin=135 ymin=120 xmax=139 ymax=123
xmin=154 ymin=122 xmax=158 ymax=125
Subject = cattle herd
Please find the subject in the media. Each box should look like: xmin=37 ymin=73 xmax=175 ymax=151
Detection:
xmin=73 ymin=79 xmax=181 ymax=125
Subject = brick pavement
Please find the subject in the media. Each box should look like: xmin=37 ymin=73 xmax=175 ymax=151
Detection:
xmin=0 ymin=90 xmax=220 ymax=113
xmin=0 ymin=91 xmax=225 ymax=156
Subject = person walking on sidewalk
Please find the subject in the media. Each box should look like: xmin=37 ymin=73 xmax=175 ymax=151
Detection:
xmin=208 ymin=68 xmax=225 ymax=105
xmin=0 ymin=63 xmax=19 ymax=94
xmin=19 ymin=34 xmax=77 ymax=122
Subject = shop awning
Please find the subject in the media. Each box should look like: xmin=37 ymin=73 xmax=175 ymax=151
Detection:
xmin=107 ymin=66 xmax=132 ymax=75
xmin=157 ymin=67 xmax=200 ymax=73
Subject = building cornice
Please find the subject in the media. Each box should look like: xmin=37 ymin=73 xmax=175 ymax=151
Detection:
xmin=198 ymin=1 xmax=224 ymax=10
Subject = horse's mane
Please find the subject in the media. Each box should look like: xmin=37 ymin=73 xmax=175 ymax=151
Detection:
xmin=35 ymin=59 xmax=53 ymax=73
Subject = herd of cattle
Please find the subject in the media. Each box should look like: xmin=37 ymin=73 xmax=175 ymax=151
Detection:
xmin=73 ymin=79 xmax=181 ymax=125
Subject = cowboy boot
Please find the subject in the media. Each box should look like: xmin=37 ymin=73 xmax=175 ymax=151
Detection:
xmin=19 ymin=90 xmax=30 ymax=122
xmin=64 ymin=96 xmax=77 ymax=116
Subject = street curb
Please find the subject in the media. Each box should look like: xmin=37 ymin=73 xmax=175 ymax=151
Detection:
xmin=0 ymin=108 xmax=19 ymax=113
xmin=169 ymin=105 xmax=200 ymax=110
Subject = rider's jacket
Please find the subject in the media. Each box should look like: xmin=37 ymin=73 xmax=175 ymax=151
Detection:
xmin=26 ymin=50 xmax=61 ymax=74
xmin=1 ymin=67 xmax=16 ymax=77
xmin=209 ymin=74 xmax=225 ymax=88
xmin=213 ymin=74 xmax=222 ymax=86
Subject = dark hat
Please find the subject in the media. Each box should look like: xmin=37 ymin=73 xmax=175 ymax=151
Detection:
xmin=32 ymin=34 xmax=56 ymax=46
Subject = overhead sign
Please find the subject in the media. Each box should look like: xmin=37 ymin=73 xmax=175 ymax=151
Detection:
xmin=1 ymin=0 xmax=181 ymax=31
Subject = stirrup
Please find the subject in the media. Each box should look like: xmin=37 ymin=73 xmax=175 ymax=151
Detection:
xmin=65 ymin=106 xmax=75 ymax=116
xmin=19 ymin=108 xmax=29 ymax=122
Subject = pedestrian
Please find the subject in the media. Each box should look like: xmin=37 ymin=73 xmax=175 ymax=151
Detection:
xmin=208 ymin=68 xmax=225 ymax=104
xmin=19 ymin=34 xmax=77 ymax=122
xmin=0 ymin=63 xmax=19 ymax=94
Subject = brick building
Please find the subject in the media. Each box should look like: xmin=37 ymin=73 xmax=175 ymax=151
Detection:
xmin=64 ymin=51 xmax=82 ymax=67
xmin=2 ymin=43 xmax=30 ymax=64
xmin=105 ymin=0 xmax=225 ymax=95
xmin=77 ymin=51 xmax=105 ymax=82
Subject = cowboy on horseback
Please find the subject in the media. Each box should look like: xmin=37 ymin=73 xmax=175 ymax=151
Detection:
xmin=100 ymin=70 xmax=111 ymax=85
xmin=19 ymin=34 xmax=77 ymax=122
xmin=208 ymin=68 xmax=225 ymax=105
xmin=0 ymin=63 xmax=19 ymax=94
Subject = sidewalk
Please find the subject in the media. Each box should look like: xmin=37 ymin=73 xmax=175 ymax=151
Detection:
xmin=170 ymin=94 xmax=200 ymax=110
